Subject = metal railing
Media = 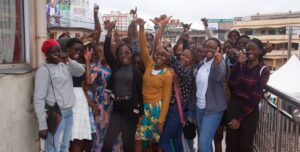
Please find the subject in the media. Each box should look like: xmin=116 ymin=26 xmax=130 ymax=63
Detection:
xmin=254 ymin=85 xmax=300 ymax=152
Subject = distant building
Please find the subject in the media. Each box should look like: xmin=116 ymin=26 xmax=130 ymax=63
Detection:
xmin=233 ymin=11 xmax=300 ymax=70
xmin=162 ymin=28 xmax=207 ymax=46
xmin=102 ymin=11 xmax=132 ymax=31
xmin=234 ymin=11 xmax=300 ymax=50
xmin=169 ymin=19 xmax=182 ymax=28
xmin=159 ymin=18 xmax=207 ymax=45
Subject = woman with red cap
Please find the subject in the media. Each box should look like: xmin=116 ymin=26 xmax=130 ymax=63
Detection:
xmin=34 ymin=39 xmax=90 ymax=152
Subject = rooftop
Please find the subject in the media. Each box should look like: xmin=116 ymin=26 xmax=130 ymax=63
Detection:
xmin=234 ymin=11 xmax=300 ymax=21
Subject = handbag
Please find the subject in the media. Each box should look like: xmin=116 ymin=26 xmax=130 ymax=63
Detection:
xmin=174 ymin=75 xmax=196 ymax=140
xmin=183 ymin=121 xmax=196 ymax=140
xmin=44 ymin=65 xmax=62 ymax=135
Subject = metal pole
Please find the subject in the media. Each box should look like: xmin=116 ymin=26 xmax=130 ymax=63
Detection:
xmin=275 ymin=99 xmax=282 ymax=152
xmin=298 ymin=41 xmax=300 ymax=59
xmin=287 ymin=26 xmax=292 ymax=59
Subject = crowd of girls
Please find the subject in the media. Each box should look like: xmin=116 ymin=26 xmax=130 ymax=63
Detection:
xmin=34 ymin=5 xmax=271 ymax=152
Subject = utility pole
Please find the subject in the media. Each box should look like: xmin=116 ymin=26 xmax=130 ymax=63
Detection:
xmin=298 ymin=33 xmax=300 ymax=59
xmin=287 ymin=26 xmax=292 ymax=59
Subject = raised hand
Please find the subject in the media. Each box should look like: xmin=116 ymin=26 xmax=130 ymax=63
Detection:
xmin=113 ymin=28 xmax=121 ymax=42
xmin=84 ymin=47 xmax=93 ymax=62
xmin=135 ymin=18 xmax=146 ymax=27
xmin=214 ymin=50 xmax=223 ymax=64
xmin=94 ymin=4 xmax=99 ymax=13
xmin=237 ymin=51 xmax=246 ymax=63
xmin=104 ymin=20 xmax=116 ymax=31
xmin=150 ymin=17 xmax=160 ymax=26
xmin=265 ymin=41 xmax=273 ymax=53
xmin=130 ymin=7 xmax=138 ymax=19
xmin=201 ymin=18 xmax=208 ymax=27
xmin=159 ymin=15 xmax=172 ymax=27
xmin=85 ymin=31 xmax=97 ymax=41
xmin=181 ymin=22 xmax=192 ymax=32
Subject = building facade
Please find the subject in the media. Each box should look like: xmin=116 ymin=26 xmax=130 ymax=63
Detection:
xmin=0 ymin=0 xmax=48 ymax=151
xmin=102 ymin=11 xmax=132 ymax=31
xmin=234 ymin=12 xmax=300 ymax=50
xmin=233 ymin=11 xmax=300 ymax=70
xmin=162 ymin=28 xmax=207 ymax=46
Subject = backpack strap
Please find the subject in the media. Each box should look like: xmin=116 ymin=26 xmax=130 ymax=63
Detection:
xmin=44 ymin=64 xmax=58 ymax=104
xmin=260 ymin=65 xmax=267 ymax=77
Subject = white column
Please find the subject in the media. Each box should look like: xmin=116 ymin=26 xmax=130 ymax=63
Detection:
xmin=35 ymin=0 xmax=48 ymax=66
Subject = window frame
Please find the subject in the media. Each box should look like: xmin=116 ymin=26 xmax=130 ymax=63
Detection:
xmin=0 ymin=0 xmax=32 ymax=74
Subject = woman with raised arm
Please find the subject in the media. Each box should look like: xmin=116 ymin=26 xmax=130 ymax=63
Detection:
xmin=173 ymin=23 xmax=190 ymax=60
xmin=134 ymin=18 xmax=173 ymax=152
xmin=102 ymin=20 xmax=144 ymax=152
xmin=157 ymin=16 xmax=199 ymax=152
xmin=89 ymin=13 xmax=123 ymax=152
xmin=67 ymin=37 xmax=95 ymax=152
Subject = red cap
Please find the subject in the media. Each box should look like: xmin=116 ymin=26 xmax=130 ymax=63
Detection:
xmin=41 ymin=39 xmax=60 ymax=54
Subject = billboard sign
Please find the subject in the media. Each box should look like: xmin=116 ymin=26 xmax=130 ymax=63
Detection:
xmin=207 ymin=19 xmax=233 ymax=30
xmin=46 ymin=0 xmax=95 ymax=29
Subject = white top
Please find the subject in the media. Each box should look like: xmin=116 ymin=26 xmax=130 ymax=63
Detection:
xmin=196 ymin=58 xmax=213 ymax=109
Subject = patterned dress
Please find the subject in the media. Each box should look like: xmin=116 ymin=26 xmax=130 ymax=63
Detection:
xmin=91 ymin=62 xmax=122 ymax=152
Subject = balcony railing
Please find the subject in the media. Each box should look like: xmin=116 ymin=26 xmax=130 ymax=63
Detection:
xmin=254 ymin=85 xmax=300 ymax=152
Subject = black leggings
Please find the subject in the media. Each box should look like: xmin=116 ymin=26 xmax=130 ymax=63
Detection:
xmin=102 ymin=100 xmax=139 ymax=152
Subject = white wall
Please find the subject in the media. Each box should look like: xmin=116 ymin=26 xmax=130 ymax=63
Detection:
xmin=0 ymin=73 xmax=39 ymax=152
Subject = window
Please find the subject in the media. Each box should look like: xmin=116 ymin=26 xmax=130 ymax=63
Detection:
xmin=268 ymin=29 xmax=276 ymax=35
xmin=0 ymin=0 xmax=24 ymax=64
xmin=261 ymin=30 xmax=266 ymax=35
xmin=245 ymin=30 xmax=253 ymax=35
xmin=278 ymin=28 xmax=286 ymax=34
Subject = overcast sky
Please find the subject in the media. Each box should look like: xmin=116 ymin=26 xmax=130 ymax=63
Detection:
xmin=91 ymin=0 xmax=300 ymax=29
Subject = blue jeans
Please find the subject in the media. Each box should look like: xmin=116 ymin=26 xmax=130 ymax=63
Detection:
xmin=196 ymin=108 xmax=223 ymax=152
xmin=45 ymin=110 xmax=73 ymax=152
xmin=159 ymin=105 xmax=183 ymax=152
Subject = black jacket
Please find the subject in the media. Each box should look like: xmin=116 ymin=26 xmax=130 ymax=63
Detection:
xmin=104 ymin=36 xmax=144 ymax=116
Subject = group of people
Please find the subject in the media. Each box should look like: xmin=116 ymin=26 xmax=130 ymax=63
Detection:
xmin=34 ymin=5 xmax=271 ymax=152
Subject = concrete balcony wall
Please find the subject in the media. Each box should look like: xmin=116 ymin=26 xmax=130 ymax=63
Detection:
xmin=0 ymin=72 xmax=39 ymax=152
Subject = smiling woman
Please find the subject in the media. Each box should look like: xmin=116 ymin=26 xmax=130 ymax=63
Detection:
xmin=226 ymin=38 xmax=271 ymax=152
